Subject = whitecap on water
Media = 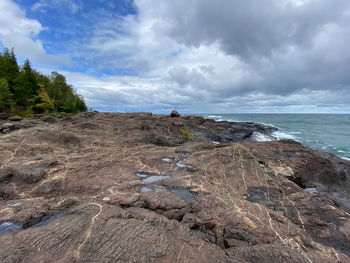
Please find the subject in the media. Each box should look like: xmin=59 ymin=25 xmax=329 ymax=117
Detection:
xmin=252 ymin=132 xmax=274 ymax=142
xmin=272 ymin=130 xmax=297 ymax=140
xmin=208 ymin=115 xmax=223 ymax=119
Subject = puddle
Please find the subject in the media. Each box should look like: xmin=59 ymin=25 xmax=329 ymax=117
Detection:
xmin=135 ymin=173 xmax=150 ymax=178
xmin=0 ymin=221 xmax=21 ymax=234
xmin=176 ymin=159 xmax=192 ymax=168
xmin=162 ymin=158 xmax=173 ymax=163
xmin=143 ymin=175 xmax=171 ymax=183
xmin=136 ymin=172 xmax=171 ymax=183
xmin=140 ymin=186 xmax=154 ymax=193
xmin=170 ymin=189 xmax=197 ymax=204
xmin=5 ymin=201 xmax=22 ymax=207
xmin=305 ymin=188 xmax=317 ymax=194
xmin=31 ymin=213 xmax=68 ymax=228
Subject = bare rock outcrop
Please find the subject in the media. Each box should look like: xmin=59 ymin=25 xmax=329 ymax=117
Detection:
xmin=0 ymin=112 xmax=349 ymax=262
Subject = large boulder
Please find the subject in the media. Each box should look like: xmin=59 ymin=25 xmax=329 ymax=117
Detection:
xmin=170 ymin=110 xmax=180 ymax=117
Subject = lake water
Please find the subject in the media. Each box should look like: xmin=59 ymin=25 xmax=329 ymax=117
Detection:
xmin=201 ymin=114 xmax=350 ymax=160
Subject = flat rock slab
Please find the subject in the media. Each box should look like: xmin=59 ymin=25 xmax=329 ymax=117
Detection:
xmin=0 ymin=112 xmax=350 ymax=262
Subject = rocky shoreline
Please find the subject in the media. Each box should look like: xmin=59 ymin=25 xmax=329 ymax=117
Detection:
xmin=0 ymin=112 xmax=350 ymax=262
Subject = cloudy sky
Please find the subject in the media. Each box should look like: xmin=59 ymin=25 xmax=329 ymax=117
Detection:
xmin=1 ymin=0 xmax=350 ymax=113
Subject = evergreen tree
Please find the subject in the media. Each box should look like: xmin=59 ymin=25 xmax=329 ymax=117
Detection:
xmin=0 ymin=78 xmax=13 ymax=109
xmin=14 ymin=59 xmax=38 ymax=105
xmin=74 ymin=95 xmax=88 ymax=112
xmin=0 ymin=48 xmax=19 ymax=92
xmin=0 ymin=47 xmax=88 ymax=115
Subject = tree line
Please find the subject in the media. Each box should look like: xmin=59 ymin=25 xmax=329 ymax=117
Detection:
xmin=0 ymin=47 xmax=87 ymax=116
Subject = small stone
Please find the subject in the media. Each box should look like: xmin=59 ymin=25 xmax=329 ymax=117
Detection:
xmin=170 ymin=110 xmax=180 ymax=118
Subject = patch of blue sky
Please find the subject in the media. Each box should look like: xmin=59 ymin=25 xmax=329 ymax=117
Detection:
xmin=59 ymin=64 xmax=138 ymax=77
xmin=11 ymin=0 xmax=138 ymax=69
xmin=169 ymin=49 xmax=183 ymax=57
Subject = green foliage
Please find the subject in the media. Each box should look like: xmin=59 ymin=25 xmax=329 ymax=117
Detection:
xmin=0 ymin=47 xmax=88 ymax=116
xmin=36 ymin=85 xmax=55 ymax=113
xmin=0 ymin=78 xmax=13 ymax=109
xmin=179 ymin=129 xmax=193 ymax=137
xmin=19 ymin=106 xmax=34 ymax=118
xmin=14 ymin=59 xmax=38 ymax=105
xmin=0 ymin=48 xmax=19 ymax=92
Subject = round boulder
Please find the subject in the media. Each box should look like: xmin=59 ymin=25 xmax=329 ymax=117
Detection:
xmin=170 ymin=110 xmax=180 ymax=118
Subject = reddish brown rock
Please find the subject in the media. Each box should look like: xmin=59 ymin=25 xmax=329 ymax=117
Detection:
xmin=0 ymin=112 xmax=349 ymax=262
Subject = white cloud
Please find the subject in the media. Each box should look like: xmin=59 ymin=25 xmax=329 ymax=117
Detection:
xmin=2 ymin=0 xmax=350 ymax=113
xmin=0 ymin=0 xmax=70 ymax=65
xmin=32 ymin=0 xmax=82 ymax=14
xmin=65 ymin=0 xmax=349 ymax=112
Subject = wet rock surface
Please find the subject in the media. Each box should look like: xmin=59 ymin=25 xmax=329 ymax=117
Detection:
xmin=0 ymin=112 xmax=350 ymax=262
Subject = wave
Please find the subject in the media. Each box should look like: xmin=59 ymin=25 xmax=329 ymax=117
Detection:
xmin=208 ymin=115 xmax=223 ymax=118
xmin=252 ymin=132 xmax=274 ymax=142
xmin=272 ymin=130 xmax=297 ymax=140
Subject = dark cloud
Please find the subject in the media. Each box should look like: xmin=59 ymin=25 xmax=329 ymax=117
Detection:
xmin=141 ymin=0 xmax=350 ymax=99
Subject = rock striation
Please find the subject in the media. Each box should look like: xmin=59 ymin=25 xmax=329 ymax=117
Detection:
xmin=0 ymin=112 xmax=350 ymax=262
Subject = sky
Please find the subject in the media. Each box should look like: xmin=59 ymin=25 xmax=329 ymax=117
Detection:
xmin=0 ymin=0 xmax=350 ymax=113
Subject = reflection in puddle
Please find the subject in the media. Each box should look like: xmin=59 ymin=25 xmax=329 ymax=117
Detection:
xmin=176 ymin=159 xmax=193 ymax=169
xmin=5 ymin=201 xmax=22 ymax=207
xmin=140 ymin=187 xmax=153 ymax=193
xmin=170 ymin=189 xmax=197 ymax=204
xmin=32 ymin=213 xmax=68 ymax=228
xmin=143 ymin=175 xmax=171 ymax=183
xmin=136 ymin=172 xmax=171 ymax=183
xmin=305 ymin=188 xmax=317 ymax=194
xmin=135 ymin=173 xmax=149 ymax=178
xmin=0 ymin=221 xmax=21 ymax=234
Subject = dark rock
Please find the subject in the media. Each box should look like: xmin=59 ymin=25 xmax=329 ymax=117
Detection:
xmin=0 ymin=113 xmax=9 ymax=119
xmin=144 ymin=134 xmax=181 ymax=146
xmin=0 ymin=166 xmax=47 ymax=184
xmin=9 ymin=116 xmax=22 ymax=121
xmin=170 ymin=110 xmax=180 ymax=117
xmin=42 ymin=116 xmax=57 ymax=123
xmin=1 ymin=123 xmax=15 ymax=131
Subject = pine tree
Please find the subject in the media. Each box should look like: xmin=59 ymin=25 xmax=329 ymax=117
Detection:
xmin=14 ymin=59 xmax=38 ymax=105
xmin=0 ymin=78 xmax=13 ymax=109
xmin=0 ymin=47 xmax=88 ymax=115
xmin=0 ymin=48 xmax=19 ymax=92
